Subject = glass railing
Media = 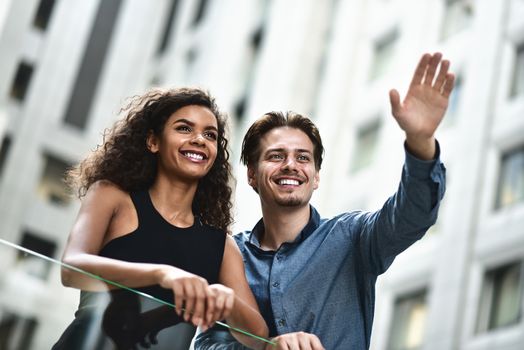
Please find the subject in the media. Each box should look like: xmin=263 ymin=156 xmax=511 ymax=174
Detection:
xmin=0 ymin=238 xmax=272 ymax=350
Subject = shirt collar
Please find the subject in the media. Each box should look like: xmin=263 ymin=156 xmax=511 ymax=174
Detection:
xmin=247 ymin=205 xmax=321 ymax=251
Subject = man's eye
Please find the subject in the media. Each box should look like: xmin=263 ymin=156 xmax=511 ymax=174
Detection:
xmin=269 ymin=154 xmax=284 ymax=160
xmin=298 ymin=155 xmax=310 ymax=161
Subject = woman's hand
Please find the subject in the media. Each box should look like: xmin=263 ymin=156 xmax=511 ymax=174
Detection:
xmin=158 ymin=266 xmax=210 ymax=326
xmin=158 ymin=266 xmax=235 ymax=329
xmin=204 ymin=284 xmax=235 ymax=330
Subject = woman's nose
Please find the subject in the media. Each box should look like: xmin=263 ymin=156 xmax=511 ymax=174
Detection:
xmin=190 ymin=133 xmax=205 ymax=145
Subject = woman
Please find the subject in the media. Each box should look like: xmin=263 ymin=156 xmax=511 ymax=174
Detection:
xmin=53 ymin=88 xmax=268 ymax=349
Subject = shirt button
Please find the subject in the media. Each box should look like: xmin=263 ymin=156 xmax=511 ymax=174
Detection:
xmin=278 ymin=319 xmax=286 ymax=327
xmin=276 ymin=255 xmax=282 ymax=261
xmin=272 ymin=282 xmax=280 ymax=288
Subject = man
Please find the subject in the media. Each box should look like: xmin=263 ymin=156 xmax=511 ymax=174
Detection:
xmin=195 ymin=52 xmax=454 ymax=349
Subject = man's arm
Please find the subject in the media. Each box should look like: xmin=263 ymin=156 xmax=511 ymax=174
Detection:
xmin=195 ymin=328 xmax=325 ymax=350
xmin=357 ymin=53 xmax=453 ymax=274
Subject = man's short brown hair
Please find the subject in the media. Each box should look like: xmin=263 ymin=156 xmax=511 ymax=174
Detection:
xmin=240 ymin=111 xmax=324 ymax=170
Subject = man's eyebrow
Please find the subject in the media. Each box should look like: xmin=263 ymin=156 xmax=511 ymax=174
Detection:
xmin=172 ymin=118 xmax=218 ymax=131
xmin=296 ymin=149 xmax=313 ymax=154
xmin=264 ymin=148 xmax=286 ymax=154
xmin=264 ymin=147 xmax=312 ymax=154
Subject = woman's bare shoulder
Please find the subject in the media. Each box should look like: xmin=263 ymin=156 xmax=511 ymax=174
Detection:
xmin=83 ymin=180 xmax=130 ymax=206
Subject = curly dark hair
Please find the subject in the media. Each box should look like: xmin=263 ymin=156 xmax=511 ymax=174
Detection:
xmin=67 ymin=87 xmax=234 ymax=232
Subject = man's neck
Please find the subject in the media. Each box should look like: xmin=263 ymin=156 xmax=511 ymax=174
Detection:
xmin=258 ymin=204 xmax=311 ymax=251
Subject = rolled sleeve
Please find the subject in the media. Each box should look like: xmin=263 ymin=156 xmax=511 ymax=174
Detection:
xmin=194 ymin=328 xmax=249 ymax=350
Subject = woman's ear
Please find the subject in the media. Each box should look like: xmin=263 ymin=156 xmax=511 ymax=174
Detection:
xmin=146 ymin=131 xmax=159 ymax=153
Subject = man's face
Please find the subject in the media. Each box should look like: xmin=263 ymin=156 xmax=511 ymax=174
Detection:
xmin=248 ymin=127 xmax=319 ymax=209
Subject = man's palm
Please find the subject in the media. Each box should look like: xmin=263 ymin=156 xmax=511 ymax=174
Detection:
xmin=390 ymin=53 xmax=455 ymax=139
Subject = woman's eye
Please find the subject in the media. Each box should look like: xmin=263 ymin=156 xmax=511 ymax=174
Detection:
xmin=204 ymin=132 xmax=218 ymax=140
xmin=176 ymin=125 xmax=191 ymax=132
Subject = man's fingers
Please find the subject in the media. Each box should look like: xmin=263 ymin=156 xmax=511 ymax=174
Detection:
xmin=409 ymin=53 xmax=431 ymax=87
xmin=275 ymin=337 xmax=292 ymax=350
xmin=272 ymin=333 xmax=324 ymax=350
xmin=295 ymin=332 xmax=321 ymax=350
xmin=309 ymin=334 xmax=325 ymax=350
xmin=389 ymin=89 xmax=401 ymax=117
xmin=423 ymin=52 xmax=443 ymax=86
xmin=434 ymin=59 xmax=450 ymax=91
xmin=442 ymin=73 xmax=455 ymax=98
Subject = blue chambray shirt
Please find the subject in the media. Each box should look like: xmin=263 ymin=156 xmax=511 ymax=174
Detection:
xmin=195 ymin=145 xmax=445 ymax=350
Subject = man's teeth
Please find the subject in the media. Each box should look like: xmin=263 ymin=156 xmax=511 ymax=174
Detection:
xmin=184 ymin=152 xmax=204 ymax=160
xmin=279 ymin=179 xmax=299 ymax=186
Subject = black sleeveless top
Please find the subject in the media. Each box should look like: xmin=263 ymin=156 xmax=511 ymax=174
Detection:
xmin=53 ymin=190 xmax=227 ymax=350
xmin=98 ymin=190 xmax=226 ymax=302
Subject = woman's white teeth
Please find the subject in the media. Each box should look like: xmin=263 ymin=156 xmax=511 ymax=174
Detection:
xmin=184 ymin=152 xmax=204 ymax=160
xmin=279 ymin=179 xmax=299 ymax=186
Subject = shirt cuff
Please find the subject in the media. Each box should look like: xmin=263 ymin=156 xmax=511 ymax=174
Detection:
xmin=404 ymin=140 xmax=442 ymax=179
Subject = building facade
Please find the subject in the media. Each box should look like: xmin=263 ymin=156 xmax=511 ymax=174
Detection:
xmin=0 ymin=0 xmax=523 ymax=349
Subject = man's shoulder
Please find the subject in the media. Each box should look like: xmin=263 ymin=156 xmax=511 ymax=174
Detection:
xmin=232 ymin=230 xmax=251 ymax=245
xmin=320 ymin=209 xmax=367 ymax=226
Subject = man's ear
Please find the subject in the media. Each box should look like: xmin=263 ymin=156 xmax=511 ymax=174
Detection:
xmin=313 ymin=170 xmax=320 ymax=190
xmin=146 ymin=131 xmax=159 ymax=153
xmin=247 ymin=167 xmax=259 ymax=193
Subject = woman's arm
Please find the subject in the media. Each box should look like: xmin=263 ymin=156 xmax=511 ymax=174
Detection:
xmin=215 ymin=236 xmax=269 ymax=349
xmin=60 ymin=181 xmax=216 ymax=327
xmin=61 ymin=181 xmax=170 ymax=289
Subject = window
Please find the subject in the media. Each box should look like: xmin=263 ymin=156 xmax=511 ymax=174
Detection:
xmin=33 ymin=0 xmax=56 ymax=30
xmin=351 ymin=119 xmax=381 ymax=173
xmin=17 ymin=231 xmax=57 ymax=280
xmin=63 ymin=0 xmax=123 ymax=130
xmin=234 ymin=97 xmax=247 ymax=121
xmin=388 ymin=289 xmax=428 ymax=350
xmin=156 ymin=0 xmax=179 ymax=54
xmin=0 ymin=136 xmax=12 ymax=176
xmin=10 ymin=61 xmax=34 ymax=102
xmin=477 ymin=261 xmax=523 ymax=332
xmin=234 ymin=25 xmax=265 ymax=122
xmin=0 ymin=310 xmax=38 ymax=350
xmin=251 ymin=25 xmax=264 ymax=52
xmin=192 ymin=0 xmax=209 ymax=26
xmin=369 ymin=29 xmax=398 ymax=80
xmin=440 ymin=0 xmax=474 ymax=40
xmin=495 ymin=145 xmax=524 ymax=209
xmin=37 ymin=153 xmax=72 ymax=206
xmin=186 ymin=47 xmax=198 ymax=64
xmin=510 ymin=43 xmax=524 ymax=98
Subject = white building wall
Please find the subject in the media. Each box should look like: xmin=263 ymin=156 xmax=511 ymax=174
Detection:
xmin=0 ymin=0 xmax=523 ymax=349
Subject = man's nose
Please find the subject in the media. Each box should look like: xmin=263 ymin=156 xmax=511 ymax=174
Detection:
xmin=282 ymin=157 xmax=297 ymax=171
